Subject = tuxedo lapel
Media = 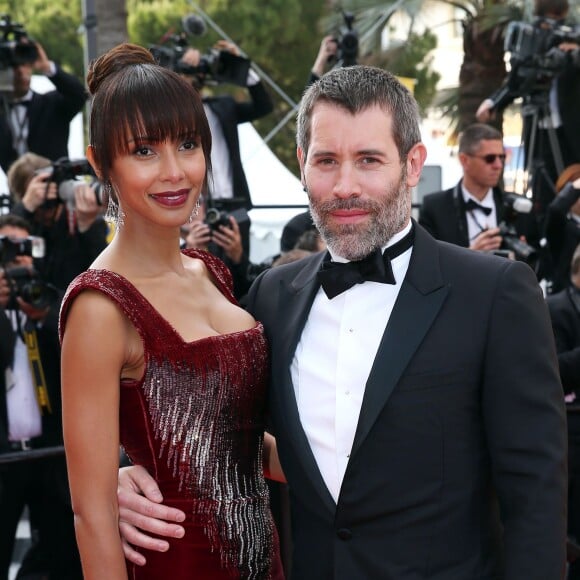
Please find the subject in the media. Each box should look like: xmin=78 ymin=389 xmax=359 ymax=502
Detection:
xmin=350 ymin=225 xmax=449 ymax=456
xmin=272 ymin=252 xmax=337 ymax=512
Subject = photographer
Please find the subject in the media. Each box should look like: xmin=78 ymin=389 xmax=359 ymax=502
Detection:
xmin=8 ymin=152 xmax=107 ymax=291
xmin=0 ymin=28 xmax=87 ymax=173
xmin=546 ymin=243 xmax=580 ymax=578
xmin=476 ymin=0 xmax=580 ymax=218
xmin=544 ymin=172 xmax=580 ymax=293
xmin=0 ymin=214 xmax=81 ymax=579
xmin=178 ymin=39 xmax=273 ymax=213
xmin=183 ymin=196 xmax=269 ymax=300
xmin=419 ymin=123 xmax=540 ymax=265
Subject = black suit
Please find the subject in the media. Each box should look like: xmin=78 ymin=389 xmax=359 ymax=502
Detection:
xmin=544 ymin=183 xmax=580 ymax=294
xmin=419 ymin=181 xmax=539 ymax=249
xmin=246 ymin=223 xmax=567 ymax=579
xmin=547 ymin=287 xmax=580 ymax=578
xmin=0 ymin=65 xmax=87 ymax=173
xmin=204 ymin=81 xmax=273 ymax=210
xmin=0 ymin=301 xmax=81 ymax=579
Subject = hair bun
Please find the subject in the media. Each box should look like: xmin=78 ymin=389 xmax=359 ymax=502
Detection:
xmin=87 ymin=43 xmax=156 ymax=95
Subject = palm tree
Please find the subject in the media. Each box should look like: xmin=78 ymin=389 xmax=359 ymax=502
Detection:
xmin=321 ymin=0 xmax=579 ymax=132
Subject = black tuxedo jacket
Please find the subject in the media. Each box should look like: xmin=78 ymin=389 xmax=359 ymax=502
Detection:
xmin=419 ymin=181 xmax=539 ymax=249
xmin=547 ymin=287 xmax=580 ymax=394
xmin=204 ymin=81 xmax=273 ymax=210
xmin=0 ymin=301 xmax=65 ymax=452
xmin=246 ymin=224 xmax=567 ymax=579
xmin=0 ymin=65 xmax=87 ymax=173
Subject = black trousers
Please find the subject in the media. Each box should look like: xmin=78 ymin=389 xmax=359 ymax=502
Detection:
xmin=0 ymin=453 xmax=81 ymax=580
xmin=567 ymin=411 xmax=580 ymax=579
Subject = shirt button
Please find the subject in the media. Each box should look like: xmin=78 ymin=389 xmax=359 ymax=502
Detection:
xmin=337 ymin=528 xmax=352 ymax=541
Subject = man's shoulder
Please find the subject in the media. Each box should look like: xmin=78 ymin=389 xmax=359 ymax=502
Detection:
xmin=421 ymin=186 xmax=455 ymax=206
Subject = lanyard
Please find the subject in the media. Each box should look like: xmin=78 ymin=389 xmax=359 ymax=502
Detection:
xmin=23 ymin=323 xmax=52 ymax=415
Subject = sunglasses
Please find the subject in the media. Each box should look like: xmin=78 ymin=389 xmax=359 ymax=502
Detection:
xmin=468 ymin=153 xmax=507 ymax=164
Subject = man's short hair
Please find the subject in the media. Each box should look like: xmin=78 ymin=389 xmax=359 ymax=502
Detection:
xmin=296 ymin=65 xmax=421 ymax=162
xmin=7 ymin=152 xmax=51 ymax=202
xmin=0 ymin=213 xmax=32 ymax=234
xmin=535 ymin=0 xmax=569 ymax=18
xmin=458 ymin=123 xmax=504 ymax=156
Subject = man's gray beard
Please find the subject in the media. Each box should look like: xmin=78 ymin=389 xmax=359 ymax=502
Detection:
xmin=309 ymin=179 xmax=411 ymax=261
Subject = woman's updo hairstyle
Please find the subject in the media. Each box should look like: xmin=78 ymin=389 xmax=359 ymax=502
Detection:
xmin=87 ymin=43 xmax=211 ymax=187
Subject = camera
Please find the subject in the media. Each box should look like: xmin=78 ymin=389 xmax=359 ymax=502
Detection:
xmin=333 ymin=11 xmax=359 ymax=68
xmin=0 ymin=14 xmax=38 ymax=70
xmin=503 ymin=18 xmax=580 ymax=94
xmin=0 ymin=234 xmax=45 ymax=263
xmin=204 ymin=207 xmax=231 ymax=231
xmin=3 ymin=265 xmax=56 ymax=310
xmin=149 ymin=23 xmax=250 ymax=87
xmin=36 ymin=157 xmax=103 ymax=208
xmin=497 ymin=193 xmax=538 ymax=266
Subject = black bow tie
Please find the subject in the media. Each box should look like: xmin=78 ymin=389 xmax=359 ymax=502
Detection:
xmin=317 ymin=226 xmax=415 ymax=299
xmin=464 ymin=198 xmax=492 ymax=216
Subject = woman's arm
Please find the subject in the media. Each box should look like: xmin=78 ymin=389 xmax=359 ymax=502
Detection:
xmin=61 ymin=290 xmax=131 ymax=579
xmin=263 ymin=432 xmax=286 ymax=483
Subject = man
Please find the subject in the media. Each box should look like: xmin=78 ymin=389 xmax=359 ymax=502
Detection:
xmin=419 ymin=123 xmax=538 ymax=256
xmin=8 ymin=152 xmax=107 ymax=292
xmin=0 ymin=40 xmax=87 ymax=173
xmin=476 ymin=0 xmax=580 ymax=218
xmin=547 ymin=244 xmax=580 ymax=578
xmin=180 ymin=40 xmax=273 ymax=211
xmin=0 ymin=214 xmax=82 ymax=578
xmin=544 ymin=173 xmax=580 ymax=293
xmin=117 ymin=66 xmax=567 ymax=579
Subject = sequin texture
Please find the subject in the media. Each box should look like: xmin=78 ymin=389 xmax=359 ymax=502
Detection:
xmin=60 ymin=250 xmax=276 ymax=579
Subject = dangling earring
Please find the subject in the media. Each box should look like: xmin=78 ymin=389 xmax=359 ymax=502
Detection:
xmin=188 ymin=198 xmax=201 ymax=223
xmin=104 ymin=182 xmax=125 ymax=227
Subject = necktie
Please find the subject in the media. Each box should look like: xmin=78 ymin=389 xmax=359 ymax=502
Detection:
xmin=317 ymin=225 xmax=415 ymax=299
xmin=464 ymin=198 xmax=492 ymax=216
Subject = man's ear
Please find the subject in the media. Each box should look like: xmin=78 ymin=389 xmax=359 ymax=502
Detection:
xmin=405 ymin=142 xmax=428 ymax=188
xmin=297 ymin=147 xmax=307 ymax=186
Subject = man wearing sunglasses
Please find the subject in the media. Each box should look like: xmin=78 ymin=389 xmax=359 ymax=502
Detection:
xmin=419 ymin=123 xmax=539 ymax=258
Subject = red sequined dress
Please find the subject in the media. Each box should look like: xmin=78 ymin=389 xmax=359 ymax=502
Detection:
xmin=60 ymin=250 xmax=282 ymax=579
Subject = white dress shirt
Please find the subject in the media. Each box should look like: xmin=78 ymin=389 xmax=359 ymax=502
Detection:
xmin=291 ymin=221 xmax=413 ymax=502
xmin=462 ymin=185 xmax=498 ymax=243
xmin=203 ymin=104 xmax=234 ymax=200
xmin=5 ymin=311 xmax=42 ymax=441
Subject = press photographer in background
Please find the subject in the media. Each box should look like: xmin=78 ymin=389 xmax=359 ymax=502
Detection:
xmin=183 ymin=196 xmax=269 ymax=300
xmin=0 ymin=214 xmax=81 ymax=579
xmin=544 ymin=171 xmax=580 ymax=293
xmin=476 ymin=0 xmax=580 ymax=221
xmin=419 ymin=123 xmax=541 ymax=271
xmin=150 ymin=19 xmax=274 ymax=258
xmin=0 ymin=16 xmax=87 ymax=173
xmin=8 ymin=152 xmax=107 ymax=291
xmin=546 ymin=243 xmax=580 ymax=578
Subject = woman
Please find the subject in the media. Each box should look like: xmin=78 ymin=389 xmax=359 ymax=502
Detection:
xmin=59 ymin=43 xmax=283 ymax=579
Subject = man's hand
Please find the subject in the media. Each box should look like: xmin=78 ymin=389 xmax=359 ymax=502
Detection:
xmin=21 ymin=172 xmax=56 ymax=213
xmin=33 ymin=42 xmax=53 ymax=76
xmin=211 ymin=216 xmax=244 ymax=264
xmin=475 ymin=99 xmax=495 ymax=123
xmin=0 ymin=269 xmax=10 ymax=309
xmin=312 ymin=35 xmax=338 ymax=77
xmin=73 ymin=183 xmax=101 ymax=233
xmin=118 ymin=466 xmax=186 ymax=566
xmin=469 ymin=227 xmax=503 ymax=252
xmin=185 ymin=221 xmax=211 ymax=250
